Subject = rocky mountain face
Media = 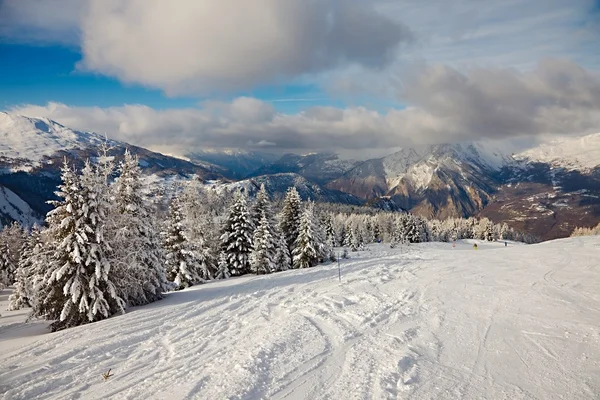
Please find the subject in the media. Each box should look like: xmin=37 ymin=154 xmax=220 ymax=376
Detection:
xmin=327 ymin=143 xmax=509 ymax=218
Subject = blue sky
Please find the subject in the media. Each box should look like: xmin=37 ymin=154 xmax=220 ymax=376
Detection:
xmin=1 ymin=0 xmax=599 ymax=157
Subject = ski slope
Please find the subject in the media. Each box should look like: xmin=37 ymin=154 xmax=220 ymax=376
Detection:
xmin=1 ymin=238 xmax=599 ymax=399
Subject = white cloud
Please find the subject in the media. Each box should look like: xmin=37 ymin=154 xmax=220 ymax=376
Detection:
xmin=75 ymin=0 xmax=410 ymax=95
xmin=10 ymin=59 xmax=600 ymax=157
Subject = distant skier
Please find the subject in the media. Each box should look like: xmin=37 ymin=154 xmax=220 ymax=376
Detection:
xmin=505 ymin=241 xmax=507 ymax=247
xmin=473 ymin=243 xmax=478 ymax=250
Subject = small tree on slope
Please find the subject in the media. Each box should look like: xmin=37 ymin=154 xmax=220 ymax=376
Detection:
xmin=250 ymin=211 xmax=275 ymax=274
xmin=292 ymin=204 xmax=319 ymax=269
xmin=163 ymin=195 xmax=203 ymax=289
xmin=32 ymin=160 xmax=125 ymax=332
xmin=215 ymin=251 xmax=231 ymax=280
xmin=7 ymin=228 xmax=42 ymax=310
xmin=220 ymin=190 xmax=253 ymax=276
xmin=273 ymin=230 xmax=291 ymax=272
xmin=279 ymin=187 xmax=302 ymax=256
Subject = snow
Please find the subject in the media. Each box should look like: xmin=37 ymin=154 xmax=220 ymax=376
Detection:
xmin=0 ymin=112 xmax=109 ymax=166
xmin=0 ymin=184 xmax=41 ymax=228
xmin=1 ymin=237 xmax=600 ymax=399
xmin=515 ymin=133 xmax=600 ymax=170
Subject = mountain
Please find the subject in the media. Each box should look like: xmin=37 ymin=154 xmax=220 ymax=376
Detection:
xmin=479 ymin=134 xmax=600 ymax=240
xmin=186 ymin=149 xmax=279 ymax=179
xmin=327 ymin=137 xmax=600 ymax=239
xmin=328 ymin=142 xmax=510 ymax=218
xmin=0 ymin=112 xmax=225 ymax=226
xmin=247 ymin=152 xmax=361 ymax=185
xmin=207 ymin=173 xmax=364 ymax=205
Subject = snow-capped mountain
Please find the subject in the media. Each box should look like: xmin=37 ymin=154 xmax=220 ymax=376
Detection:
xmin=327 ymin=136 xmax=600 ymax=239
xmin=0 ymin=112 xmax=226 ymax=225
xmin=247 ymin=152 xmax=361 ymax=185
xmin=513 ymin=133 xmax=600 ymax=171
xmin=327 ymin=142 xmax=510 ymax=218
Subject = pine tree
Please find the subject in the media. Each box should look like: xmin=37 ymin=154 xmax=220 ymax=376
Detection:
xmin=273 ymin=230 xmax=291 ymax=272
xmin=109 ymin=150 xmax=171 ymax=305
xmin=0 ymin=242 xmax=12 ymax=289
xmin=279 ymin=187 xmax=302 ymax=255
xmin=215 ymin=251 xmax=231 ymax=280
xmin=321 ymin=213 xmax=337 ymax=261
xmin=292 ymin=205 xmax=319 ymax=269
xmin=350 ymin=226 xmax=361 ymax=252
xmin=220 ymin=190 xmax=254 ymax=276
xmin=7 ymin=229 xmax=42 ymax=310
xmin=32 ymin=160 xmax=125 ymax=331
xmin=180 ymin=179 xmax=216 ymax=279
xmin=163 ymin=195 xmax=203 ymax=289
xmin=250 ymin=211 xmax=275 ymax=274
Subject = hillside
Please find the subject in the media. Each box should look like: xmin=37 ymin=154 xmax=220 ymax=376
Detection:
xmin=1 ymin=237 xmax=599 ymax=399
xmin=0 ymin=112 xmax=225 ymax=226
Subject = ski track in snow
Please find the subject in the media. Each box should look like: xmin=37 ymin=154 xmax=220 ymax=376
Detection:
xmin=1 ymin=238 xmax=600 ymax=399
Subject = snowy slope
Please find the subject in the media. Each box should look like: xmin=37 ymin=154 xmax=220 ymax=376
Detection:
xmin=514 ymin=133 xmax=600 ymax=170
xmin=1 ymin=237 xmax=599 ymax=399
xmin=0 ymin=184 xmax=41 ymax=228
xmin=0 ymin=112 xmax=110 ymax=167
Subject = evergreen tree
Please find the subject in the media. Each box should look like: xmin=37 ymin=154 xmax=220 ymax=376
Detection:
xmin=0 ymin=242 xmax=12 ymax=289
xmin=32 ymin=160 xmax=125 ymax=331
xmin=110 ymin=150 xmax=171 ymax=305
xmin=279 ymin=187 xmax=302 ymax=255
xmin=215 ymin=251 xmax=231 ymax=280
xmin=350 ymin=226 xmax=361 ymax=251
xmin=180 ymin=179 xmax=217 ymax=278
xmin=7 ymin=229 xmax=42 ymax=310
xmin=163 ymin=195 xmax=203 ymax=289
xmin=273 ymin=230 xmax=291 ymax=272
xmin=220 ymin=190 xmax=253 ymax=276
xmin=321 ymin=213 xmax=337 ymax=261
xmin=250 ymin=211 xmax=275 ymax=275
xmin=292 ymin=205 xmax=319 ymax=269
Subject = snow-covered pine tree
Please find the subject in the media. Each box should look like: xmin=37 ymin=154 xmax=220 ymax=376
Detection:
xmin=273 ymin=230 xmax=291 ymax=271
xmin=32 ymin=160 xmax=125 ymax=331
xmin=279 ymin=187 xmax=302 ymax=255
xmin=109 ymin=150 xmax=171 ymax=305
xmin=292 ymin=204 xmax=319 ymax=269
xmin=320 ymin=213 xmax=337 ymax=261
xmin=163 ymin=194 xmax=203 ymax=289
xmin=343 ymin=221 xmax=353 ymax=247
xmin=250 ymin=211 xmax=275 ymax=274
xmin=180 ymin=179 xmax=216 ymax=279
xmin=215 ymin=251 xmax=231 ymax=280
xmin=7 ymin=228 xmax=42 ymax=310
xmin=0 ymin=222 xmax=25 ymax=288
xmin=0 ymin=242 xmax=12 ymax=289
xmin=350 ymin=226 xmax=361 ymax=251
xmin=220 ymin=190 xmax=253 ymax=276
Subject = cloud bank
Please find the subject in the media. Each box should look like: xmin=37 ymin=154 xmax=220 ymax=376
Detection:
xmin=11 ymin=60 xmax=600 ymax=157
